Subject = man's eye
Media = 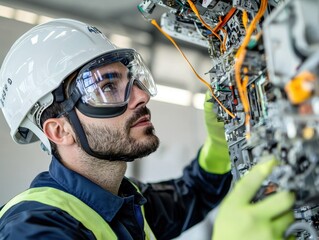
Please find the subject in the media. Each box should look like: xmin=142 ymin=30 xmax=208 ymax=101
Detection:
xmin=102 ymin=83 xmax=117 ymax=92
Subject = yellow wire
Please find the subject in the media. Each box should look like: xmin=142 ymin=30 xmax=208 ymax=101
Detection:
xmin=242 ymin=10 xmax=248 ymax=30
xmin=150 ymin=19 xmax=235 ymax=119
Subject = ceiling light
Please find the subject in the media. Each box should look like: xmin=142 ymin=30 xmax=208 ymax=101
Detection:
xmin=0 ymin=5 xmax=14 ymax=18
xmin=14 ymin=9 xmax=37 ymax=24
xmin=0 ymin=4 xmax=53 ymax=25
xmin=151 ymin=85 xmax=192 ymax=106
xmin=38 ymin=15 xmax=54 ymax=24
xmin=192 ymin=93 xmax=205 ymax=110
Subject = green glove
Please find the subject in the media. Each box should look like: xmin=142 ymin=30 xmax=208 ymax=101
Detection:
xmin=199 ymin=91 xmax=231 ymax=174
xmin=212 ymin=156 xmax=295 ymax=240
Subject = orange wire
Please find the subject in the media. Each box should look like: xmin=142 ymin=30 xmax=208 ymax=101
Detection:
xmin=150 ymin=19 xmax=235 ymax=119
xmin=186 ymin=0 xmax=225 ymax=52
xmin=187 ymin=2 xmax=237 ymax=54
xmin=213 ymin=7 xmax=237 ymax=33
xmin=220 ymin=28 xmax=228 ymax=53
xmin=234 ymin=0 xmax=268 ymax=138
xmin=214 ymin=7 xmax=235 ymax=53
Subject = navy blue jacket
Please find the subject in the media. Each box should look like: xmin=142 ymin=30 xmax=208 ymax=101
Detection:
xmin=0 ymin=154 xmax=232 ymax=240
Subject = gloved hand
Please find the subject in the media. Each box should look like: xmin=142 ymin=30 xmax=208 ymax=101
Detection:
xmin=199 ymin=91 xmax=231 ymax=174
xmin=212 ymin=156 xmax=295 ymax=240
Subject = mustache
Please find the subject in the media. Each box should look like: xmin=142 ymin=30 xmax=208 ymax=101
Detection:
xmin=126 ymin=107 xmax=151 ymax=130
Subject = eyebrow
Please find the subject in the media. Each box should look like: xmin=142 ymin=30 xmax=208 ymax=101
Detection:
xmin=101 ymin=72 xmax=122 ymax=81
xmin=101 ymin=71 xmax=132 ymax=81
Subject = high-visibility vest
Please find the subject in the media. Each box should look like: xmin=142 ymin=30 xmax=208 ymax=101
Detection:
xmin=0 ymin=187 xmax=156 ymax=240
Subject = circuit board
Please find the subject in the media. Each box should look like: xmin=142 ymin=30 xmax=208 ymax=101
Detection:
xmin=138 ymin=0 xmax=319 ymax=238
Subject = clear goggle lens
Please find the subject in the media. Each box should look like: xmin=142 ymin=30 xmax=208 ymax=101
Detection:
xmin=74 ymin=49 xmax=157 ymax=108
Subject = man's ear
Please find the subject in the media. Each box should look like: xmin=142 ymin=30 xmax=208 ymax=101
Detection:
xmin=43 ymin=118 xmax=75 ymax=146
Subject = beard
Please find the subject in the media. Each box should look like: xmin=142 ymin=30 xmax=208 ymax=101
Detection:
xmin=77 ymin=107 xmax=160 ymax=161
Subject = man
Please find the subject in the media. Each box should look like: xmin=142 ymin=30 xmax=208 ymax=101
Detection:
xmin=0 ymin=18 xmax=294 ymax=239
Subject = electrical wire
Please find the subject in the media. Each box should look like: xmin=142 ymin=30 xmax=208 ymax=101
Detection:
xmin=150 ymin=19 xmax=235 ymax=118
xmin=242 ymin=10 xmax=248 ymax=30
xmin=186 ymin=0 xmax=226 ymax=52
xmin=212 ymin=7 xmax=237 ymax=33
xmin=186 ymin=1 xmax=237 ymax=54
xmin=220 ymin=28 xmax=228 ymax=53
xmin=175 ymin=0 xmax=185 ymax=7
xmin=194 ymin=22 xmax=208 ymax=39
xmin=219 ymin=13 xmax=229 ymax=52
xmin=234 ymin=0 xmax=268 ymax=138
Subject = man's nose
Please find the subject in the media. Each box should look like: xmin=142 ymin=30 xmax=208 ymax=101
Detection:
xmin=127 ymin=82 xmax=150 ymax=109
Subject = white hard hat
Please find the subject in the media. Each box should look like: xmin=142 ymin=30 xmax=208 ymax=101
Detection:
xmin=0 ymin=18 xmax=125 ymax=152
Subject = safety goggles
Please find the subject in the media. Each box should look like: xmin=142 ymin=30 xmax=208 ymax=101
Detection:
xmin=67 ymin=49 xmax=157 ymax=118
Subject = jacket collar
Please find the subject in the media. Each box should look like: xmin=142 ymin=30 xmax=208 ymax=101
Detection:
xmin=48 ymin=156 xmax=146 ymax=222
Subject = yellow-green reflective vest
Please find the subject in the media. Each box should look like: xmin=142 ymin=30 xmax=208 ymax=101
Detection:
xmin=0 ymin=187 xmax=156 ymax=240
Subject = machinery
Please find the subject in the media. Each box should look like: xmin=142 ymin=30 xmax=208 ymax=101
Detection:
xmin=137 ymin=0 xmax=319 ymax=238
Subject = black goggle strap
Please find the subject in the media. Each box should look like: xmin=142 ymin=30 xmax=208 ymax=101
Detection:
xmin=68 ymin=109 xmax=133 ymax=161
xmin=68 ymin=109 xmax=101 ymax=158
xmin=52 ymin=85 xmax=113 ymax=159
xmin=61 ymin=88 xmax=82 ymax=114
xmin=53 ymin=83 xmax=135 ymax=161
xmin=52 ymin=83 xmax=82 ymax=117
